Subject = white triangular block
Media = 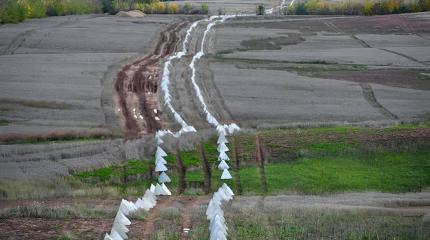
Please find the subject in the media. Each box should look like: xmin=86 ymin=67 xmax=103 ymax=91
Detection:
xmin=155 ymin=162 xmax=168 ymax=172
xmin=210 ymin=230 xmax=227 ymax=240
xmin=156 ymin=146 xmax=167 ymax=158
xmin=218 ymin=188 xmax=231 ymax=202
xmin=161 ymin=183 xmax=172 ymax=195
xmin=158 ymin=172 xmax=171 ymax=183
xmin=114 ymin=211 xmax=131 ymax=226
xmin=150 ymin=184 xmax=156 ymax=193
xmin=218 ymin=160 xmax=229 ymax=170
xmin=228 ymin=123 xmax=240 ymax=134
xmin=217 ymin=142 xmax=229 ymax=153
xmin=218 ymin=151 xmax=230 ymax=161
xmin=222 ymin=183 xmax=234 ymax=196
xmin=143 ymin=189 xmax=157 ymax=207
xmin=155 ymin=155 xmax=167 ymax=165
xmin=135 ymin=198 xmax=152 ymax=211
xmin=217 ymin=132 xmax=228 ymax=144
xmin=104 ymin=233 xmax=114 ymax=240
xmin=182 ymin=125 xmax=197 ymax=133
xmin=221 ymin=169 xmax=232 ymax=180
xmin=216 ymin=125 xmax=226 ymax=135
xmin=211 ymin=193 xmax=222 ymax=206
xmin=109 ymin=229 xmax=124 ymax=240
xmin=112 ymin=223 xmax=128 ymax=240
xmin=207 ymin=206 xmax=223 ymax=220
xmin=154 ymin=183 xmax=166 ymax=195
xmin=217 ymin=187 xmax=232 ymax=201
xmin=119 ymin=199 xmax=138 ymax=216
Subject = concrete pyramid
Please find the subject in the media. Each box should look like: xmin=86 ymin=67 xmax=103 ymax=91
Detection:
xmin=217 ymin=132 xmax=228 ymax=144
xmin=156 ymin=146 xmax=167 ymax=158
xmin=217 ymin=142 xmax=229 ymax=153
xmin=114 ymin=211 xmax=131 ymax=226
xmin=220 ymin=169 xmax=232 ymax=180
xmin=218 ymin=151 xmax=230 ymax=161
xmin=109 ymin=229 xmax=124 ymax=240
xmin=161 ymin=183 xmax=172 ymax=196
xmin=112 ymin=222 xmax=128 ymax=239
xmin=135 ymin=197 xmax=152 ymax=211
xmin=158 ymin=171 xmax=171 ymax=183
xmin=155 ymin=155 xmax=167 ymax=165
xmin=143 ymin=189 xmax=157 ymax=207
xmin=218 ymin=160 xmax=229 ymax=170
xmin=104 ymin=233 xmax=114 ymax=240
xmin=222 ymin=183 xmax=234 ymax=197
xmin=155 ymin=162 xmax=168 ymax=172
xmin=119 ymin=199 xmax=137 ymax=216
xmin=227 ymin=123 xmax=240 ymax=134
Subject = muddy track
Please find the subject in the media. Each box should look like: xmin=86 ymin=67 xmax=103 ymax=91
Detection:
xmin=179 ymin=196 xmax=210 ymax=240
xmin=360 ymin=83 xmax=398 ymax=120
xmin=140 ymin=196 xmax=176 ymax=240
xmin=114 ymin=20 xmax=188 ymax=139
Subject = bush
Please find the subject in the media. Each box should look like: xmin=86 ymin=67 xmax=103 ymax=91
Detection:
xmin=0 ymin=0 xmax=26 ymax=23
xmin=183 ymin=3 xmax=192 ymax=14
xmin=166 ymin=3 xmax=179 ymax=14
xmin=256 ymin=4 xmax=265 ymax=15
xmin=19 ymin=0 xmax=46 ymax=18
xmin=154 ymin=2 xmax=165 ymax=13
xmin=288 ymin=0 xmax=429 ymax=15
xmin=100 ymin=0 xmax=117 ymax=14
xmin=134 ymin=2 xmax=145 ymax=12
xmin=201 ymin=3 xmax=209 ymax=14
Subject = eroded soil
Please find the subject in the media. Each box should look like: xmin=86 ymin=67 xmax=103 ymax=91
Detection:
xmin=114 ymin=20 xmax=189 ymax=139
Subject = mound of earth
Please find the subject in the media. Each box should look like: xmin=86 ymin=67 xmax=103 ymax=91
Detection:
xmin=116 ymin=10 xmax=145 ymax=18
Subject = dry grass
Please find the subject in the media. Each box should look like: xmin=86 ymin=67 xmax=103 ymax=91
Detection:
xmin=0 ymin=178 xmax=124 ymax=200
xmin=0 ymin=129 xmax=115 ymax=144
xmin=0 ymin=204 xmax=112 ymax=219
xmin=222 ymin=200 xmax=430 ymax=239
xmin=148 ymin=206 xmax=182 ymax=240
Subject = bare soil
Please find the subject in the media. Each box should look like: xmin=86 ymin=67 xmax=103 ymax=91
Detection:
xmin=114 ymin=20 xmax=189 ymax=139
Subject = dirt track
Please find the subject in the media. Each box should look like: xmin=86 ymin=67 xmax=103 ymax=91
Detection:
xmin=114 ymin=20 xmax=190 ymax=139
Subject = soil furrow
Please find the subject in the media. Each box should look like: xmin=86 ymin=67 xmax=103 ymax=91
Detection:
xmin=114 ymin=20 xmax=188 ymax=139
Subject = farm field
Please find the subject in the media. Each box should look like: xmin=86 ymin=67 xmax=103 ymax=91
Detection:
xmin=0 ymin=1 xmax=430 ymax=239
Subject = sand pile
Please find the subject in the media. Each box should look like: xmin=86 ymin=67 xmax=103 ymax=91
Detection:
xmin=116 ymin=10 xmax=145 ymax=18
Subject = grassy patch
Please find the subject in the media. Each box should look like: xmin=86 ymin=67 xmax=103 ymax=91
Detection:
xmin=225 ymin=207 xmax=428 ymax=240
xmin=70 ymin=123 xmax=430 ymax=196
xmin=76 ymin=159 xmax=152 ymax=183
xmin=0 ymin=119 xmax=10 ymax=126
xmin=0 ymin=204 xmax=111 ymax=219
xmin=0 ymin=130 xmax=115 ymax=144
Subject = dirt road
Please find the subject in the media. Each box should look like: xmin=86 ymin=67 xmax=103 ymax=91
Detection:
xmin=114 ymin=20 xmax=191 ymax=139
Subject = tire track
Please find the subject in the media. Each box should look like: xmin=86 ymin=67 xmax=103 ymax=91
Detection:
xmin=360 ymin=83 xmax=398 ymax=120
xmin=180 ymin=196 xmax=210 ymax=240
xmin=0 ymin=16 xmax=80 ymax=55
xmin=379 ymin=48 xmax=429 ymax=66
xmin=114 ymin=20 xmax=188 ymax=139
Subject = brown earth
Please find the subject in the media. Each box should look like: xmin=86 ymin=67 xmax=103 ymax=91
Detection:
xmin=231 ymin=13 xmax=430 ymax=34
xmin=0 ymin=218 xmax=113 ymax=240
xmin=114 ymin=19 xmax=189 ymax=139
